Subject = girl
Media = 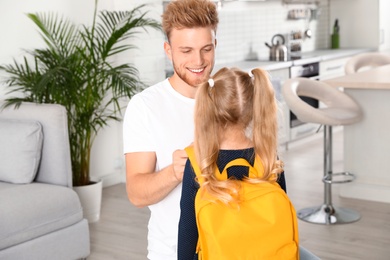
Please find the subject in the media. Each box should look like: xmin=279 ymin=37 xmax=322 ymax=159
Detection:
xmin=178 ymin=67 xmax=289 ymax=259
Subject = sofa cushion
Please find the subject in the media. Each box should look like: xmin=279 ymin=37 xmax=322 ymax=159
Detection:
xmin=0 ymin=119 xmax=43 ymax=184
xmin=0 ymin=182 xmax=84 ymax=250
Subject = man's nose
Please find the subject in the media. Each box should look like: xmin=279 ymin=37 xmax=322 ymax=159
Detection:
xmin=193 ymin=51 xmax=204 ymax=65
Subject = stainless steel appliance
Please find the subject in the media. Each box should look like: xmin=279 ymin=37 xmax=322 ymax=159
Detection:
xmin=288 ymin=62 xmax=321 ymax=141
xmin=265 ymin=34 xmax=288 ymax=61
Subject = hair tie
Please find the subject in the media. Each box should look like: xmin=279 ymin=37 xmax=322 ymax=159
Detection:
xmin=208 ymin=78 xmax=214 ymax=87
xmin=248 ymin=70 xmax=254 ymax=78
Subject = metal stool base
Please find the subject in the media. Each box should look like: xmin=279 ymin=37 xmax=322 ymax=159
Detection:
xmin=323 ymin=171 xmax=355 ymax=184
xmin=298 ymin=204 xmax=361 ymax=225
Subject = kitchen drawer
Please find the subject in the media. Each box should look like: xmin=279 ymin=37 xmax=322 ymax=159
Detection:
xmin=268 ymin=68 xmax=289 ymax=102
xmin=320 ymin=57 xmax=349 ymax=80
xmin=268 ymin=68 xmax=290 ymax=82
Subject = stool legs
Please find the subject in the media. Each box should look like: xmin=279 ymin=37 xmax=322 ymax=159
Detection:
xmin=297 ymin=125 xmax=360 ymax=224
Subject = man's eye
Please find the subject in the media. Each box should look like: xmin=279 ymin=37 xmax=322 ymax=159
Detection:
xmin=203 ymin=48 xmax=212 ymax=52
xmin=182 ymin=50 xmax=191 ymax=53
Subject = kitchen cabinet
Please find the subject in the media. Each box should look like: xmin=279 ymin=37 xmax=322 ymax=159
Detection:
xmin=276 ymin=100 xmax=290 ymax=146
xmin=330 ymin=0 xmax=390 ymax=51
xmin=268 ymin=68 xmax=290 ymax=146
xmin=319 ymin=56 xmax=349 ymax=80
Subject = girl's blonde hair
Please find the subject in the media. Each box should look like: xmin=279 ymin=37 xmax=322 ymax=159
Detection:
xmin=194 ymin=67 xmax=284 ymax=204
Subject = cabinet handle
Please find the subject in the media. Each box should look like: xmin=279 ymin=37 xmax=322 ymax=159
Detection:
xmin=326 ymin=65 xmax=343 ymax=71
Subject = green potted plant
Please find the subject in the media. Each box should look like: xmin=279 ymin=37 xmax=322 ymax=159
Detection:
xmin=0 ymin=0 xmax=161 ymax=222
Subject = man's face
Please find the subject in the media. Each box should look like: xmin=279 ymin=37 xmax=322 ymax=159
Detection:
xmin=165 ymin=27 xmax=216 ymax=88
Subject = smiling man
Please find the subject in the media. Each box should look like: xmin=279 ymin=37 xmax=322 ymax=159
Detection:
xmin=123 ymin=0 xmax=219 ymax=259
xmin=165 ymin=26 xmax=216 ymax=96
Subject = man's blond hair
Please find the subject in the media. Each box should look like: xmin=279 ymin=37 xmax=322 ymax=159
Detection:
xmin=162 ymin=0 xmax=219 ymax=40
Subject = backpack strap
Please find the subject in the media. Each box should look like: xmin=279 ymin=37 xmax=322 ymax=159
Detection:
xmin=184 ymin=146 xmax=204 ymax=183
xmin=184 ymin=146 xmax=204 ymax=257
xmin=184 ymin=146 xmax=264 ymax=183
xmin=219 ymin=157 xmax=264 ymax=180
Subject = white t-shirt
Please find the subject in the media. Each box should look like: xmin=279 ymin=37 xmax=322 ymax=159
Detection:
xmin=123 ymin=79 xmax=195 ymax=260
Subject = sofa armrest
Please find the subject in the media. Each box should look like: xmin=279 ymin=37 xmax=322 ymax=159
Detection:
xmin=0 ymin=102 xmax=72 ymax=187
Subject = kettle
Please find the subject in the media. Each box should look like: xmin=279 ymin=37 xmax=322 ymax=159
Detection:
xmin=265 ymin=34 xmax=288 ymax=61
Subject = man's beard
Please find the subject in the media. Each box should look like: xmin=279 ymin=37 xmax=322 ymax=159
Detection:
xmin=172 ymin=62 xmax=211 ymax=87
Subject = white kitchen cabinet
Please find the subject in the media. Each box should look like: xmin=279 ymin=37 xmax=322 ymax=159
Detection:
xmin=276 ymin=101 xmax=290 ymax=146
xmin=268 ymin=68 xmax=290 ymax=82
xmin=330 ymin=0 xmax=390 ymax=51
xmin=268 ymin=68 xmax=290 ymax=146
xmin=319 ymin=56 xmax=349 ymax=80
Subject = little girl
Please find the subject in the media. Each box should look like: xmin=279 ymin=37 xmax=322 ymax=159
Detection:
xmin=178 ymin=67 xmax=291 ymax=259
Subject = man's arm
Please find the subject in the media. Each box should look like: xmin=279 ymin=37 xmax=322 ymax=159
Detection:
xmin=125 ymin=149 xmax=188 ymax=208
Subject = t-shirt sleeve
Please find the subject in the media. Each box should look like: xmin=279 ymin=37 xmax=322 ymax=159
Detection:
xmin=178 ymin=159 xmax=199 ymax=260
xmin=123 ymin=94 xmax=154 ymax=154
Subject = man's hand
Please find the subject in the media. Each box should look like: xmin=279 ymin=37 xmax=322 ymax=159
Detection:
xmin=172 ymin=149 xmax=188 ymax=182
xmin=125 ymin=149 xmax=189 ymax=207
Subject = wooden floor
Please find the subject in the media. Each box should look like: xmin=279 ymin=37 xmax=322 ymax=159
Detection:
xmin=88 ymin=129 xmax=390 ymax=260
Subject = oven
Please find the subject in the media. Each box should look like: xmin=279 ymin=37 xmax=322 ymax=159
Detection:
xmin=288 ymin=62 xmax=321 ymax=141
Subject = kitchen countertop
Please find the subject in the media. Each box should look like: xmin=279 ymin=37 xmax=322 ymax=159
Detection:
xmin=325 ymin=64 xmax=390 ymax=90
xmin=214 ymin=48 xmax=374 ymax=72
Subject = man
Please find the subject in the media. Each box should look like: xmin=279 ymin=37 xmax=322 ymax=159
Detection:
xmin=123 ymin=0 xmax=219 ymax=259
xmin=124 ymin=1 xmax=320 ymax=259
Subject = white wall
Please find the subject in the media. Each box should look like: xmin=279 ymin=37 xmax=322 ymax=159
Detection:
xmin=329 ymin=0 xmax=390 ymax=51
xmin=0 ymin=0 xmax=330 ymax=187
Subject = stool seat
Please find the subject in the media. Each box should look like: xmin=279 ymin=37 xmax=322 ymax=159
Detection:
xmin=345 ymin=52 xmax=390 ymax=75
xmin=282 ymin=78 xmax=362 ymax=126
xmin=282 ymin=77 xmax=362 ymax=225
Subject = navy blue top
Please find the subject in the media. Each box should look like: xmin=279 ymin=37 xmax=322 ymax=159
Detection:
xmin=177 ymin=148 xmax=287 ymax=260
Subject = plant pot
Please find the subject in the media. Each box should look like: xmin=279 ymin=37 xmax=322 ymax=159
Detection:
xmin=73 ymin=180 xmax=102 ymax=223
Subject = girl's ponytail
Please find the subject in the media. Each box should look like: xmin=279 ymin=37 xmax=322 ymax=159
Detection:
xmin=251 ymin=68 xmax=282 ymax=180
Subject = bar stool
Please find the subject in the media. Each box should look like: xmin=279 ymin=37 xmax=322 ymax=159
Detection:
xmin=345 ymin=52 xmax=390 ymax=74
xmin=282 ymin=77 xmax=362 ymax=224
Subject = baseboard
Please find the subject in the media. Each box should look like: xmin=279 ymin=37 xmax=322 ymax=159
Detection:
xmin=340 ymin=182 xmax=390 ymax=204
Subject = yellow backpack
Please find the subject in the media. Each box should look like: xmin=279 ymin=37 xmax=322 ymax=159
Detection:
xmin=185 ymin=146 xmax=299 ymax=260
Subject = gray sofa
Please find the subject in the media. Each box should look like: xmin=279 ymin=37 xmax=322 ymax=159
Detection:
xmin=0 ymin=102 xmax=90 ymax=259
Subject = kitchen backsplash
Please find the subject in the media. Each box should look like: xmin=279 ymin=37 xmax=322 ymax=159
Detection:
xmin=215 ymin=0 xmax=330 ymax=64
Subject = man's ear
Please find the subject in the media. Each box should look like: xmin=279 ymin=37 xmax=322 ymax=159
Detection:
xmin=164 ymin=41 xmax=172 ymax=61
